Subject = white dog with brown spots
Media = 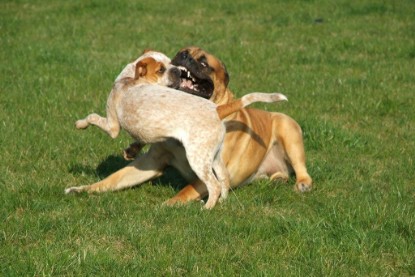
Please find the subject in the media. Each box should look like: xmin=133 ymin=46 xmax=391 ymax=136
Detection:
xmin=65 ymin=50 xmax=287 ymax=209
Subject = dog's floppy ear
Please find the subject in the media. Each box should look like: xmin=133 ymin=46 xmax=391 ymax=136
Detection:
xmin=135 ymin=61 xmax=147 ymax=79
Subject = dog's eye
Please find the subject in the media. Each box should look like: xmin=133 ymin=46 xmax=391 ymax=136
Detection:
xmin=158 ymin=66 xmax=166 ymax=74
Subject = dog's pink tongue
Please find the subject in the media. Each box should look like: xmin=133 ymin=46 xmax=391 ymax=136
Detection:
xmin=180 ymin=79 xmax=193 ymax=89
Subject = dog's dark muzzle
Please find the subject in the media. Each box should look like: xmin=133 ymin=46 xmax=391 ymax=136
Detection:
xmin=171 ymin=50 xmax=214 ymax=99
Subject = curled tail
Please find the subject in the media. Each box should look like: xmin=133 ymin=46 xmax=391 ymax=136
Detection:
xmin=216 ymin=92 xmax=288 ymax=119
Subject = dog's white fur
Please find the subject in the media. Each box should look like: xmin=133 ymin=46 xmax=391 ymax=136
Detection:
xmin=65 ymin=51 xmax=287 ymax=209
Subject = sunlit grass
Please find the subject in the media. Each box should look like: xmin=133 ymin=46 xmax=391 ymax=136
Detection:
xmin=1 ymin=0 xmax=414 ymax=275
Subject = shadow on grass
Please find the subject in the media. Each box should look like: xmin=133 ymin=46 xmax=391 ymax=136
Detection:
xmin=68 ymin=155 xmax=188 ymax=191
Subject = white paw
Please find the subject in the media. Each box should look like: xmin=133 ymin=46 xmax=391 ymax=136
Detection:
xmin=203 ymin=200 xmax=217 ymax=210
xmin=65 ymin=187 xmax=81 ymax=194
xmin=219 ymin=191 xmax=228 ymax=203
xmin=75 ymin=119 xmax=88 ymax=129
xmin=219 ymin=196 xmax=227 ymax=204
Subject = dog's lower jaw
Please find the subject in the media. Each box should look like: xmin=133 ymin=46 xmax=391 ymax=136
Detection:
xmin=172 ymin=64 xmax=214 ymax=98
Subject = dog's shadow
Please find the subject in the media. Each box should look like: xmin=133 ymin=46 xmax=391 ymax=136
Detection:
xmin=69 ymin=155 xmax=187 ymax=190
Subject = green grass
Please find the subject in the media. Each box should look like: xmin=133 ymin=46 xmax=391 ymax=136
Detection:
xmin=1 ymin=0 xmax=414 ymax=275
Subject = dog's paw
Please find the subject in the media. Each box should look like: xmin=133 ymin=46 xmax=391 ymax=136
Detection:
xmin=294 ymin=175 xmax=313 ymax=192
xmin=123 ymin=150 xmax=134 ymax=161
xmin=270 ymin=172 xmax=289 ymax=182
xmin=219 ymin=196 xmax=227 ymax=204
xmin=75 ymin=119 xmax=89 ymax=129
xmin=203 ymin=199 xmax=218 ymax=210
xmin=219 ymin=189 xmax=229 ymax=203
xmin=162 ymin=197 xmax=185 ymax=207
xmin=123 ymin=142 xmax=144 ymax=160
xmin=122 ymin=147 xmax=137 ymax=161
xmin=65 ymin=186 xmax=83 ymax=194
xmin=294 ymin=182 xmax=312 ymax=192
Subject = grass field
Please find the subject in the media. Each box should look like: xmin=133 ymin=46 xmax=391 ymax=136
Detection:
xmin=1 ymin=0 xmax=414 ymax=275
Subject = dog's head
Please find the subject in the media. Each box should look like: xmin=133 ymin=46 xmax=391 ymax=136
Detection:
xmin=171 ymin=47 xmax=231 ymax=103
xmin=131 ymin=50 xmax=181 ymax=88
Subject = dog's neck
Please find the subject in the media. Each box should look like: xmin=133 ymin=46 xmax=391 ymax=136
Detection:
xmin=211 ymin=88 xmax=235 ymax=105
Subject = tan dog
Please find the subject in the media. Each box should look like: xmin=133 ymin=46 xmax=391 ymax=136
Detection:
xmin=163 ymin=47 xmax=313 ymax=204
xmin=65 ymin=50 xmax=288 ymax=209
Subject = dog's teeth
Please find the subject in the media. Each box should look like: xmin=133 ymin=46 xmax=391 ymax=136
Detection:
xmin=187 ymin=71 xmax=191 ymax=78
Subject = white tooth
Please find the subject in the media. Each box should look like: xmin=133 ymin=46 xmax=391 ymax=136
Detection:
xmin=179 ymin=66 xmax=189 ymax=73
xmin=187 ymin=71 xmax=191 ymax=78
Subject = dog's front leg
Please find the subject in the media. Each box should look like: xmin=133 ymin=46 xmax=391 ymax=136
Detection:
xmin=75 ymin=111 xmax=120 ymax=139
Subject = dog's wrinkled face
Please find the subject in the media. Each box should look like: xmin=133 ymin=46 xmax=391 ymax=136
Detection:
xmin=171 ymin=47 xmax=229 ymax=99
xmin=134 ymin=51 xmax=181 ymax=88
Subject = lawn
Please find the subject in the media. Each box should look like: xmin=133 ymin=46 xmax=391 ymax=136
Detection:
xmin=1 ymin=0 xmax=414 ymax=275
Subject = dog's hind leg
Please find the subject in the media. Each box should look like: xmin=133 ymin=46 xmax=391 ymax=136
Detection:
xmin=273 ymin=115 xmax=312 ymax=192
xmin=65 ymin=144 xmax=170 ymax=194
xmin=212 ymin=151 xmax=230 ymax=202
xmin=197 ymin=167 xmax=222 ymax=209
xmin=184 ymin=148 xmax=221 ymax=209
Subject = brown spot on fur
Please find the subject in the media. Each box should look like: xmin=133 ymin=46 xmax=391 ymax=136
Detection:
xmin=134 ymin=57 xmax=165 ymax=84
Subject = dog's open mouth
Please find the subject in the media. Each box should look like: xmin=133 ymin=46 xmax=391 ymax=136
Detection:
xmin=175 ymin=66 xmax=214 ymax=99
xmin=178 ymin=66 xmax=197 ymax=91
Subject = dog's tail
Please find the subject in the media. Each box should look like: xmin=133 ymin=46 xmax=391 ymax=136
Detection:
xmin=216 ymin=92 xmax=288 ymax=119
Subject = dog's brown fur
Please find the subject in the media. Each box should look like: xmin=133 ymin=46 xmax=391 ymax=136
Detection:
xmin=165 ymin=47 xmax=312 ymax=205
xmin=66 ymin=50 xmax=289 ymax=208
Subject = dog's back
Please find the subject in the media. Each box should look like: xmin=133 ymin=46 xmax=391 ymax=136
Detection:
xmin=117 ymin=84 xmax=221 ymax=144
